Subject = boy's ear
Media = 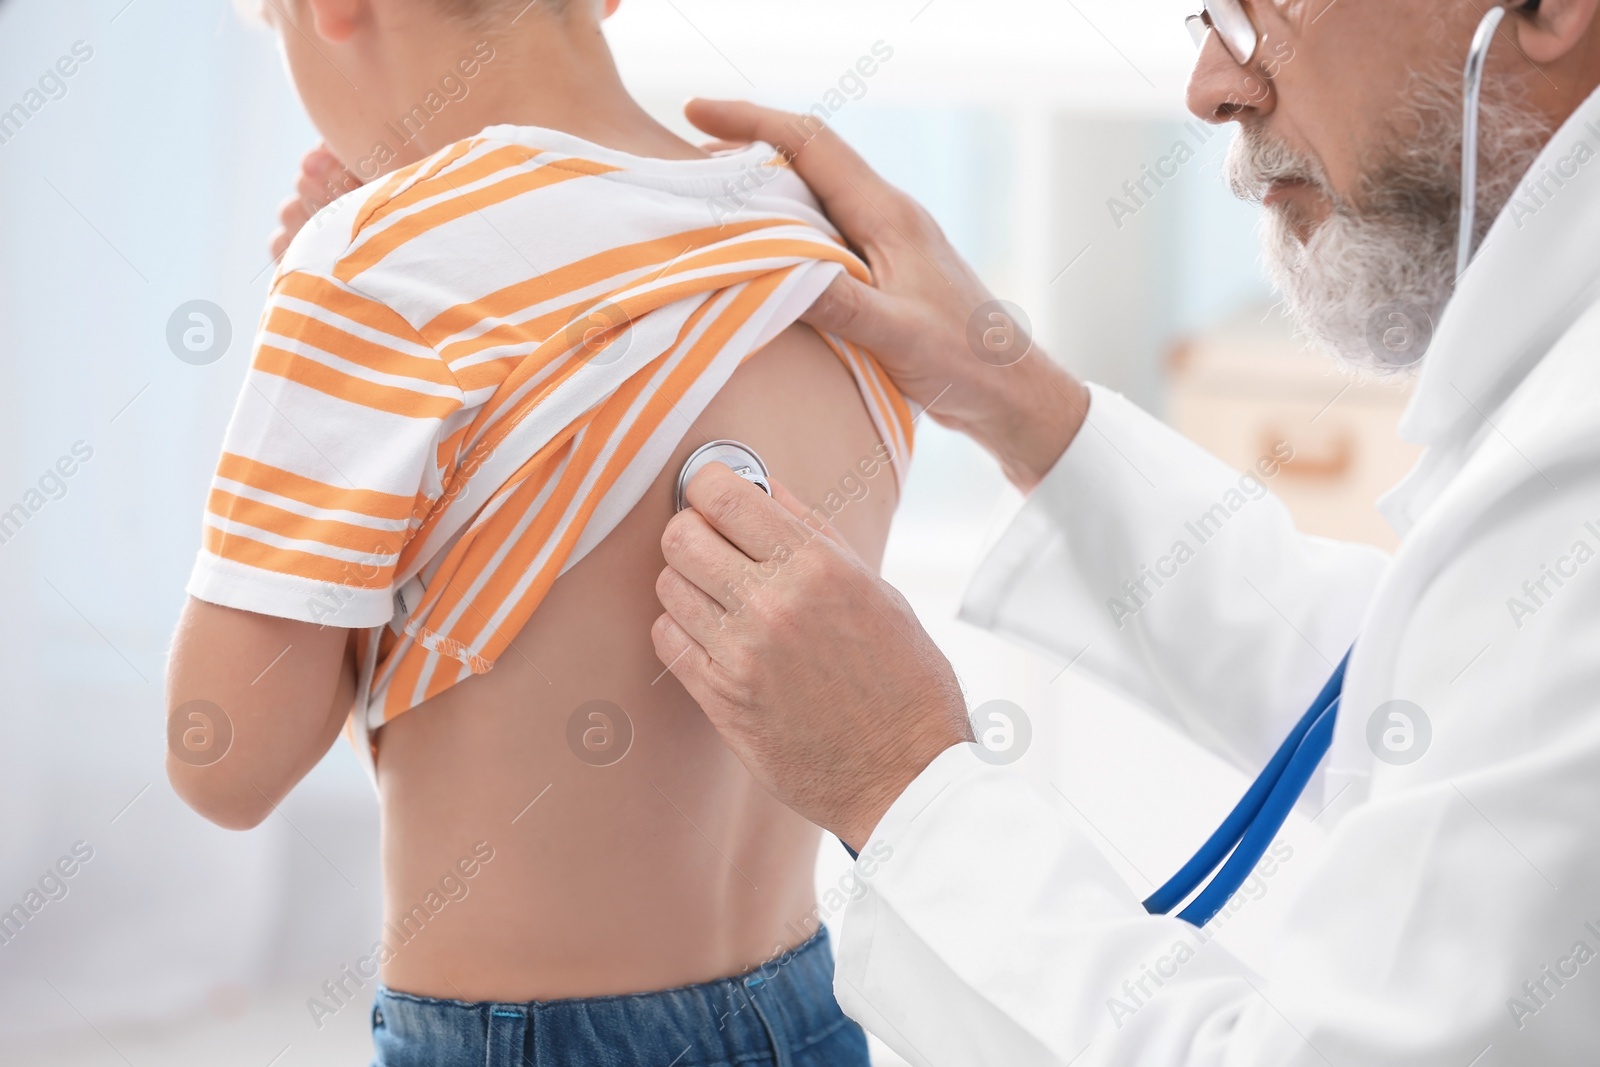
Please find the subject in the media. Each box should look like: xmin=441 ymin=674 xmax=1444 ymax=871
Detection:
xmin=1512 ymin=0 xmax=1600 ymax=65
xmin=305 ymin=0 xmax=365 ymax=42
xmin=603 ymin=0 xmax=623 ymax=17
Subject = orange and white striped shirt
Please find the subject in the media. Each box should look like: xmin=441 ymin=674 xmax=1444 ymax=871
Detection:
xmin=187 ymin=125 xmax=915 ymax=774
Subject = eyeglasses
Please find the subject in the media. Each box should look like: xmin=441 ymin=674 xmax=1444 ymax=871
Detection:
xmin=1186 ymin=0 xmax=1261 ymax=66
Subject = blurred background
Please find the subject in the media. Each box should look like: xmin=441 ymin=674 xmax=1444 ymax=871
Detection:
xmin=0 ymin=0 xmax=1418 ymax=1063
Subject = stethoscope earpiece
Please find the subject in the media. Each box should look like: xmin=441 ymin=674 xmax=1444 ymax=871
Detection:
xmin=1458 ymin=4 xmax=1512 ymax=278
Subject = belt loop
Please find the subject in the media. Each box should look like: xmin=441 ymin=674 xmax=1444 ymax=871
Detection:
xmin=486 ymin=1004 xmax=528 ymax=1067
xmin=742 ymin=974 xmax=791 ymax=1067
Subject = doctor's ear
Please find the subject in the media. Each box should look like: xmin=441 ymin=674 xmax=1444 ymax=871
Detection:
xmin=1509 ymin=0 xmax=1600 ymax=65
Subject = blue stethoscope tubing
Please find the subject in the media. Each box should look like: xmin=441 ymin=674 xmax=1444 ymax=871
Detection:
xmin=1144 ymin=649 xmax=1351 ymax=927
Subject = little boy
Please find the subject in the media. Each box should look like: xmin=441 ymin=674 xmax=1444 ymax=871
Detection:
xmin=167 ymin=1 xmax=911 ymax=1064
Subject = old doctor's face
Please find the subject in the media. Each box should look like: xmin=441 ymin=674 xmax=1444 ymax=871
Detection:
xmin=1186 ymin=0 xmax=1552 ymax=371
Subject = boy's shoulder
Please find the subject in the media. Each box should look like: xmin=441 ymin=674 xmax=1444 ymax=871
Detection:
xmin=262 ymin=132 xmax=597 ymax=350
xmin=272 ymin=138 xmax=502 ymax=284
xmin=265 ymin=129 xmax=841 ymax=329
xmin=273 ymin=129 xmax=830 ymax=284
xmin=268 ymin=132 xmax=618 ymax=300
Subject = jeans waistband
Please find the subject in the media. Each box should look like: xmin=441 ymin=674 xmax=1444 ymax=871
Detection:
xmin=371 ymin=927 xmax=850 ymax=1067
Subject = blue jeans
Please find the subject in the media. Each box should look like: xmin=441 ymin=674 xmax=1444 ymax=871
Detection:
xmin=370 ymin=928 xmax=868 ymax=1067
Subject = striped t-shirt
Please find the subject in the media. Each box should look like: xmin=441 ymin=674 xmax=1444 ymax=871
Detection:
xmin=187 ymin=125 xmax=915 ymax=772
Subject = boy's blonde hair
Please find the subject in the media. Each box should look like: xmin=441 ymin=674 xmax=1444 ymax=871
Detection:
xmin=436 ymin=0 xmax=574 ymax=24
xmin=233 ymin=0 xmax=576 ymax=29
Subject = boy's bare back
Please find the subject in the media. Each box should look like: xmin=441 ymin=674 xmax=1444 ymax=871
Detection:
xmin=372 ymin=320 xmax=897 ymax=1000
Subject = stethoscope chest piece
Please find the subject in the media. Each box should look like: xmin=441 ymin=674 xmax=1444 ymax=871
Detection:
xmin=675 ymin=440 xmax=772 ymax=513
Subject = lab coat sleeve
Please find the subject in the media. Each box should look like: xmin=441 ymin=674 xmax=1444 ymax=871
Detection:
xmin=840 ymin=467 xmax=1600 ymax=1066
xmin=835 ymin=743 xmax=1284 ymax=1066
xmin=960 ymin=383 xmax=1389 ymax=771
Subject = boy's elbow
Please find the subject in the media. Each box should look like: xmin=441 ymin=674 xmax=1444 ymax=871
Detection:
xmin=166 ymin=757 xmax=277 ymax=831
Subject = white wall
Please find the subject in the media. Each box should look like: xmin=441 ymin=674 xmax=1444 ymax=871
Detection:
xmin=0 ymin=0 xmax=381 ymax=1050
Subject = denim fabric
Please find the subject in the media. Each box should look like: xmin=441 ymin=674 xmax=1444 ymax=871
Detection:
xmin=370 ymin=927 xmax=868 ymax=1067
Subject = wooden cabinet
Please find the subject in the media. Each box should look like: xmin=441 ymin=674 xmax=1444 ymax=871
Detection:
xmin=1166 ymin=306 xmax=1423 ymax=552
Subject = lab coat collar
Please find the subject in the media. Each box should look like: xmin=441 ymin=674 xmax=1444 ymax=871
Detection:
xmin=1385 ymin=83 xmax=1600 ymax=529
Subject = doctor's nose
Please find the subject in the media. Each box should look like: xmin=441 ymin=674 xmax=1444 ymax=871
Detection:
xmin=1186 ymin=29 xmax=1279 ymax=124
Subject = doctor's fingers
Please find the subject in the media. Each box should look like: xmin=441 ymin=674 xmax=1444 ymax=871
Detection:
xmin=661 ymin=507 xmax=774 ymax=613
xmin=682 ymin=98 xmax=912 ymax=252
xmin=799 ymin=273 xmax=908 ymax=359
xmin=654 ymin=564 xmax=738 ymax=647
xmin=650 ymin=612 xmax=720 ymax=703
xmin=649 ymin=610 xmax=767 ymax=727
xmin=681 ymin=462 xmax=813 ymax=565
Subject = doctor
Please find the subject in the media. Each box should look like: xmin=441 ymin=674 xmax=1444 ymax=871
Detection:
xmin=651 ymin=0 xmax=1600 ymax=1063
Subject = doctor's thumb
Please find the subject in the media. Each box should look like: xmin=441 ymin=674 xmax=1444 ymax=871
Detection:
xmin=800 ymin=273 xmax=900 ymax=354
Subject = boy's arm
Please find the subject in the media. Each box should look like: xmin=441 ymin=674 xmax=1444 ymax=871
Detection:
xmin=166 ymin=597 xmax=358 ymax=830
xmin=170 ymin=264 xmax=458 ymax=829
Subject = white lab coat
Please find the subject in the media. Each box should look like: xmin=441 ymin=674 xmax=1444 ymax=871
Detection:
xmin=834 ymin=91 xmax=1600 ymax=1065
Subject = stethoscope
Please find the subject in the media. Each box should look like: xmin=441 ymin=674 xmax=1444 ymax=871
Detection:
xmin=1148 ymin=3 xmax=1513 ymax=926
xmin=1458 ymin=3 xmax=1517 ymax=279
xmin=1143 ymin=650 xmax=1349 ymax=925
xmin=675 ymin=440 xmax=773 ymax=513
xmin=684 ymin=3 xmax=1512 ymax=923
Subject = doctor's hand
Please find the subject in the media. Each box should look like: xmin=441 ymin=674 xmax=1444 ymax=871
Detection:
xmin=686 ymin=98 xmax=1091 ymax=492
xmin=653 ymin=463 xmax=974 ymax=852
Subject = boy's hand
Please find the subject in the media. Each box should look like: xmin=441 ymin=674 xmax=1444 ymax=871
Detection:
xmin=683 ymin=99 xmax=1090 ymax=494
xmin=269 ymin=144 xmax=363 ymax=260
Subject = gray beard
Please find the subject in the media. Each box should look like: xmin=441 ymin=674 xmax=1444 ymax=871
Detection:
xmin=1226 ymin=65 xmax=1549 ymax=373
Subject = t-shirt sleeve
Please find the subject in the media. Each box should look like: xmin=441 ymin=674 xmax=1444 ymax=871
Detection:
xmin=186 ymin=269 xmax=465 ymax=628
